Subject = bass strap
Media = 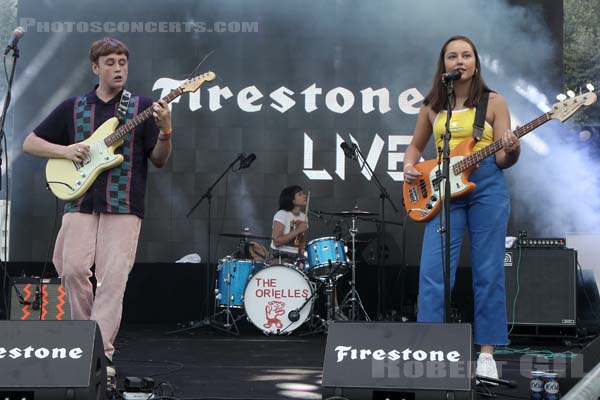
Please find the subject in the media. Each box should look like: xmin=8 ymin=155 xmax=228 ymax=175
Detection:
xmin=472 ymin=91 xmax=490 ymax=141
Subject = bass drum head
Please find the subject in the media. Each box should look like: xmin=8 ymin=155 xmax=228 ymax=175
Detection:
xmin=243 ymin=265 xmax=314 ymax=334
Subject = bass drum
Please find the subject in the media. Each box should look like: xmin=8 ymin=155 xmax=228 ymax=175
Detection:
xmin=243 ymin=265 xmax=314 ymax=334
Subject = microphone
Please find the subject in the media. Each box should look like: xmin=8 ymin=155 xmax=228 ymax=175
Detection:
xmin=239 ymin=153 xmax=256 ymax=169
xmin=441 ymin=70 xmax=462 ymax=82
xmin=475 ymin=375 xmax=518 ymax=388
xmin=288 ymin=309 xmax=300 ymax=322
xmin=18 ymin=296 xmax=32 ymax=306
xmin=4 ymin=27 xmax=24 ymax=56
xmin=340 ymin=142 xmax=357 ymax=160
xmin=31 ymin=285 xmax=41 ymax=311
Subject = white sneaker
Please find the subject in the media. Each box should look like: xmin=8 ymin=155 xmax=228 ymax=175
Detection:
xmin=106 ymin=361 xmax=117 ymax=392
xmin=476 ymin=353 xmax=499 ymax=386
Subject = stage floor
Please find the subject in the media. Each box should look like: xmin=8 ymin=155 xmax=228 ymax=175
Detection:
xmin=109 ymin=322 xmax=596 ymax=400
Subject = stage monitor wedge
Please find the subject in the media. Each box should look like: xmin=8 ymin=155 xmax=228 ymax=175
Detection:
xmin=0 ymin=320 xmax=105 ymax=400
xmin=322 ymin=322 xmax=474 ymax=400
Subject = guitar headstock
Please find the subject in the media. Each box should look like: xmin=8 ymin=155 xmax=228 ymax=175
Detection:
xmin=179 ymin=71 xmax=216 ymax=93
xmin=549 ymin=85 xmax=597 ymax=122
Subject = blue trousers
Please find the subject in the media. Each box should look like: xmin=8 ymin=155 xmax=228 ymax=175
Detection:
xmin=417 ymin=156 xmax=510 ymax=346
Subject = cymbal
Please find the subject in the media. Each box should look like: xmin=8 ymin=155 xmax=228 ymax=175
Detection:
xmin=333 ymin=207 xmax=378 ymax=216
xmin=218 ymin=231 xmax=271 ymax=240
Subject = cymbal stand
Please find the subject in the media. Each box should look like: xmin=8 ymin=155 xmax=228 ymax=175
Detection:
xmin=340 ymin=215 xmax=370 ymax=321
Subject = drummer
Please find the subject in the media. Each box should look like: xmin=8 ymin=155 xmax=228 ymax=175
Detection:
xmin=268 ymin=185 xmax=308 ymax=267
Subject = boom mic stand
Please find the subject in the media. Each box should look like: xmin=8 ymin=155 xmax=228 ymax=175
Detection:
xmin=288 ymin=261 xmax=342 ymax=335
xmin=168 ymin=154 xmax=244 ymax=335
xmin=347 ymin=142 xmax=400 ymax=319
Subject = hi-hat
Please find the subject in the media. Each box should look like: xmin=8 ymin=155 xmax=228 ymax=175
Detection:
xmin=333 ymin=207 xmax=378 ymax=216
xmin=218 ymin=229 xmax=270 ymax=240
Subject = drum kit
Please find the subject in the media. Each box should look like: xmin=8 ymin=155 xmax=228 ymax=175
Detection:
xmin=212 ymin=207 xmax=376 ymax=335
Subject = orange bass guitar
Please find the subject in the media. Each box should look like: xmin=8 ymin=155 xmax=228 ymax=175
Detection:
xmin=403 ymin=90 xmax=597 ymax=222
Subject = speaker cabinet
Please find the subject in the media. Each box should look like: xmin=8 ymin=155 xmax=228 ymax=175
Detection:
xmin=504 ymin=248 xmax=576 ymax=326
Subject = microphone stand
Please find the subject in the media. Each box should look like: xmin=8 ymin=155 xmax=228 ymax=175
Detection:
xmin=476 ymin=374 xmax=518 ymax=398
xmin=0 ymin=45 xmax=19 ymax=190
xmin=352 ymin=144 xmax=399 ymax=319
xmin=288 ymin=261 xmax=342 ymax=335
xmin=440 ymin=78 xmax=454 ymax=323
xmin=0 ymin=45 xmax=19 ymax=318
xmin=168 ymin=154 xmax=243 ymax=335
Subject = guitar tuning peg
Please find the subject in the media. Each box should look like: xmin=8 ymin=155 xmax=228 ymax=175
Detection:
xmin=586 ymin=83 xmax=595 ymax=92
xmin=567 ymin=90 xmax=576 ymax=98
xmin=556 ymin=93 xmax=567 ymax=101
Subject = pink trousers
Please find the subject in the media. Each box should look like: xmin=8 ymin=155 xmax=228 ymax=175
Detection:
xmin=53 ymin=212 xmax=141 ymax=360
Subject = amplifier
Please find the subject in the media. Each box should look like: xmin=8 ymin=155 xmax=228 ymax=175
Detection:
xmin=504 ymin=248 xmax=576 ymax=326
xmin=9 ymin=277 xmax=70 ymax=320
xmin=516 ymin=237 xmax=566 ymax=248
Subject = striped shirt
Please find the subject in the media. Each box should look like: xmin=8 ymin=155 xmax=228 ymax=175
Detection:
xmin=33 ymin=85 xmax=159 ymax=218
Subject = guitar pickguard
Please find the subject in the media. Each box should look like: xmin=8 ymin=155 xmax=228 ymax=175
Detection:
xmin=70 ymin=141 xmax=122 ymax=191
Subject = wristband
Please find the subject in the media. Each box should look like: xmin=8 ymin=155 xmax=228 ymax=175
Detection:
xmin=158 ymin=134 xmax=171 ymax=141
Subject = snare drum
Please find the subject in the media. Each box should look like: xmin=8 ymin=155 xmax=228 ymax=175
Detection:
xmin=215 ymin=258 xmax=264 ymax=308
xmin=305 ymin=237 xmax=348 ymax=277
xmin=243 ymin=265 xmax=314 ymax=334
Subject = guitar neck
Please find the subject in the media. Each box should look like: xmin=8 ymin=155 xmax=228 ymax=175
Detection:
xmin=453 ymin=112 xmax=551 ymax=174
xmin=104 ymin=87 xmax=183 ymax=146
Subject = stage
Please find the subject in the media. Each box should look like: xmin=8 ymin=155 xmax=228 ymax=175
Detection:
xmin=1 ymin=0 xmax=600 ymax=398
xmin=4 ymin=255 xmax=600 ymax=399
xmin=110 ymin=322 xmax=598 ymax=399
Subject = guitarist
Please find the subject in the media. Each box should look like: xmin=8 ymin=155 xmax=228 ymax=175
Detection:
xmin=402 ymin=35 xmax=520 ymax=383
xmin=22 ymin=37 xmax=173 ymax=391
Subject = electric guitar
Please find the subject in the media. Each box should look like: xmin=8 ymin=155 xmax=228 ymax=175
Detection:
xmin=45 ymin=71 xmax=216 ymax=201
xmin=403 ymin=89 xmax=597 ymax=222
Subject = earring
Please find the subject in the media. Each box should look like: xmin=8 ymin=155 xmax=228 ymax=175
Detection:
xmin=475 ymin=68 xmax=478 ymax=75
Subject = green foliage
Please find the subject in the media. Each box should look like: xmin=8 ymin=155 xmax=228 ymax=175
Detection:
xmin=564 ymin=0 xmax=600 ymax=126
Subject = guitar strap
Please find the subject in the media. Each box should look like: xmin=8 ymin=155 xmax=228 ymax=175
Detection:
xmin=116 ymin=89 xmax=132 ymax=123
xmin=472 ymin=91 xmax=489 ymax=141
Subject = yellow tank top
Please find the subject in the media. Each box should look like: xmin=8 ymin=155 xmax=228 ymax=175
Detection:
xmin=432 ymin=108 xmax=493 ymax=153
